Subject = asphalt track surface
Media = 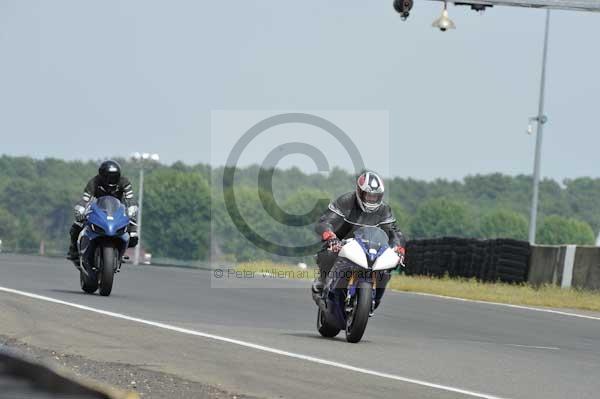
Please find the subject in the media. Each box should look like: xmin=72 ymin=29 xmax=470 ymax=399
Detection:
xmin=1 ymin=254 xmax=599 ymax=399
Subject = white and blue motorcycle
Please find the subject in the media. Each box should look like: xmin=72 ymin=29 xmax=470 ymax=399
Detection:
xmin=312 ymin=226 xmax=401 ymax=343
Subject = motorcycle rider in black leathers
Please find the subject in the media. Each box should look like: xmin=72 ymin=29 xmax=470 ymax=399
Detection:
xmin=67 ymin=160 xmax=139 ymax=260
xmin=312 ymin=171 xmax=406 ymax=310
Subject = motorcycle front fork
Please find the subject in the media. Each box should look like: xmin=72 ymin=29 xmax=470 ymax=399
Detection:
xmin=344 ymin=272 xmax=376 ymax=315
xmin=85 ymin=246 xmax=123 ymax=273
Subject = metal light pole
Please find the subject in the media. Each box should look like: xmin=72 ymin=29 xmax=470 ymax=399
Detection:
xmin=528 ymin=9 xmax=551 ymax=245
xmin=131 ymin=152 xmax=160 ymax=265
xmin=134 ymin=167 xmax=144 ymax=266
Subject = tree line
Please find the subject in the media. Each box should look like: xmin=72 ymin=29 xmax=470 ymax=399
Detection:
xmin=0 ymin=155 xmax=598 ymax=261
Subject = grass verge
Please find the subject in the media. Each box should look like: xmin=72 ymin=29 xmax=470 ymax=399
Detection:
xmin=389 ymin=275 xmax=600 ymax=312
xmin=236 ymin=261 xmax=600 ymax=312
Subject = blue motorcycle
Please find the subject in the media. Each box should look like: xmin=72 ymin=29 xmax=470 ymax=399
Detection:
xmin=312 ymin=226 xmax=401 ymax=343
xmin=75 ymin=196 xmax=130 ymax=296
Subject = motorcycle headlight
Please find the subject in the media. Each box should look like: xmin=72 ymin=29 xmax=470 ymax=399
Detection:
xmin=90 ymin=224 xmax=105 ymax=234
xmin=116 ymin=225 xmax=128 ymax=236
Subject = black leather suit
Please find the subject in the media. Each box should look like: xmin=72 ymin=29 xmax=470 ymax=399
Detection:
xmin=314 ymin=192 xmax=406 ymax=305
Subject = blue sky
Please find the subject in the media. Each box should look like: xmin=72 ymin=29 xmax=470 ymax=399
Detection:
xmin=0 ymin=1 xmax=598 ymax=181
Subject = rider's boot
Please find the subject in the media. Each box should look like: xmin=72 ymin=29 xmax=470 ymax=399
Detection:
xmin=311 ymin=269 xmax=326 ymax=294
xmin=67 ymin=242 xmax=79 ymax=261
xmin=369 ymin=299 xmax=381 ymax=317
xmin=311 ymin=276 xmax=324 ymax=294
xmin=313 ymin=248 xmax=337 ymax=294
xmin=370 ymin=284 xmax=388 ymax=316
xmin=128 ymin=222 xmax=139 ymax=248
xmin=67 ymin=223 xmax=83 ymax=261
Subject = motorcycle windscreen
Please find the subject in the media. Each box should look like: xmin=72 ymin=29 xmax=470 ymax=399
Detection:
xmin=353 ymin=226 xmax=389 ymax=254
xmin=96 ymin=196 xmax=125 ymax=216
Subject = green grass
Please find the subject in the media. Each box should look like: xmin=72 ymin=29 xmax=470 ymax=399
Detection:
xmin=389 ymin=275 xmax=600 ymax=312
xmin=236 ymin=261 xmax=600 ymax=312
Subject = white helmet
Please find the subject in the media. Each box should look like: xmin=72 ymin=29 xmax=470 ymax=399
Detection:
xmin=356 ymin=171 xmax=384 ymax=213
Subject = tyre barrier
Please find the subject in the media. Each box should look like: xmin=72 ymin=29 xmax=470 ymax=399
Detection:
xmin=0 ymin=350 xmax=138 ymax=399
xmin=405 ymin=238 xmax=531 ymax=283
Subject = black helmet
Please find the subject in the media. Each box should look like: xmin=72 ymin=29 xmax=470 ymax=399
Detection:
xmin=98 ymin=160 xmax=121 ymax=191
xmin=356 ymin=171 xmax=384 ymax=213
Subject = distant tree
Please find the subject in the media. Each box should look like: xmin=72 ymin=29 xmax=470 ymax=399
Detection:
xmin=0 ymin=156 xmax=37 ymax=179
xmin=171 ymin=161 xmax=191 ymax=172
xmin=411 ymin=198 xmax=476 ymax=238
xmin=388 ymin=200 xmax=412 ymax=237
xmin=0 ymin=207 xmax=17 ymax=247
xmin=464 ymin=173 xmax=513 ymax=202
xmin=537 ymin=215 xmax=595 ymax=245
xmin=143 ymin=169 xmax=211 ymax=260
xmin=564 ymin=178 xmax=600 ymax=232
xmin=3 ymin=155 xmax=600 ymax=260
xmin=279 ymin=188 xmax=329 ymax=254
xmin=280 ymin=188 xmax=329 ymax=224
xmin=217 ymin=185 xmax=280 ymax=261
xmin=13 ymin=218 xmax=41 ymax=253
xmin=480 ymin=210 xmax=528 ymax=241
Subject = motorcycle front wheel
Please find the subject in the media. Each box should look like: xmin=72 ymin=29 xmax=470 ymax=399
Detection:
xmin=98 ymin=244 xmax=118 ymax=297
xmin=345 ymin=281 xmax=372 ymax=343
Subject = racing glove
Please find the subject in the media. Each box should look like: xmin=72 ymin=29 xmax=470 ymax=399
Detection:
xmin=394 ymin=245 xmax=406 ymax=267
xmin=74 ymin=205 xmax=86 ymax=222
xmin=127 ymin=205 xmax=139 ymax=219
xmin=322 ymin=230 xmax=342 ymax=252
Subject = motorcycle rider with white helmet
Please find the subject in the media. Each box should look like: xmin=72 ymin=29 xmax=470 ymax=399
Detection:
xmin=313 ymin=171 xmax=406 ymax=310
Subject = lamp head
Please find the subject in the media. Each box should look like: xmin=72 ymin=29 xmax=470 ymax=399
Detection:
xmin=432 ymin=5 xmax=455 ymax=31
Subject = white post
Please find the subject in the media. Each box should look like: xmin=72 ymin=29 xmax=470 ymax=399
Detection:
xmin=561 ymin=245 xmax=576 ymax=289
xmin=134 ymin=167 xmax=144 ymax=266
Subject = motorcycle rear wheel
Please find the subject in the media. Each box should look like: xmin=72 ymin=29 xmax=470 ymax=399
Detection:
xmin=345 ymin=281 xmax=372 ymax=343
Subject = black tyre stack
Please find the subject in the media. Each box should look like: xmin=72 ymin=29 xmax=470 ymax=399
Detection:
xmin=404 ymin=238 xmax=531 ymax=283
xmin=489 ymin=239 xmax=531 ymax=283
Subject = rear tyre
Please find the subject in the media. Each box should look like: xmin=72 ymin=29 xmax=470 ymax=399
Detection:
xmin=317 ymin=308 xmax=340 ymax=338
xmin=80 ymin=270 xmax=98 ymax=294
xmin=345 ymin=281 xmax=372 ymax=343
xmin=98 ymin=245 xmax=117 ymax=297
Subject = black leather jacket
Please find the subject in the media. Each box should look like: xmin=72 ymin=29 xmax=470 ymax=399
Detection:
xmin=76 ymin=175 xmax=137 ymax=209
xmin=315 ymin=192 xmax=406 ymax=247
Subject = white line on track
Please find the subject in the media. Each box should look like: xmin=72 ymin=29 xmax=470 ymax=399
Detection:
xmin=397 ymin=291 xmax=600 ymax=321
xmin=505 ymin=344 xmax=560 ymax=351
xmin=0 ymin=286 xmax=508 ymax=399
xmin=462 ymin=339 xmax=561 ymax=351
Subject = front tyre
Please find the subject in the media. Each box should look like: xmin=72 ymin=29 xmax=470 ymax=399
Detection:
xmin=317 ymin=308 xmax=340 ymax=338
xmin=345 ymin=281 xmax=372 ymax=343
xmin=98 ymin=244 xmax=118 ymax=296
